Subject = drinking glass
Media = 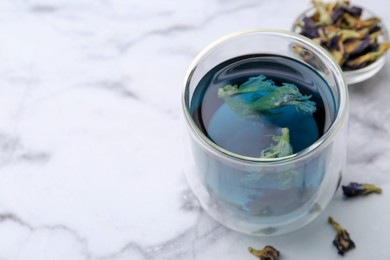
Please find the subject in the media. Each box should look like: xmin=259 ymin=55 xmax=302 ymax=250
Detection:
xmin=181 ymin=29 xmax=349 ymax=236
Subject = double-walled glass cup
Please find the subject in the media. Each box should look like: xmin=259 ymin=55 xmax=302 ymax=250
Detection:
xmin=182 ymin=29 xmax=349 ymax=236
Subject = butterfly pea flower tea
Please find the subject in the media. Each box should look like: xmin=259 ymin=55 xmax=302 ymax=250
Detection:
xmin=182 ymin=30 xmax=349 ymax=235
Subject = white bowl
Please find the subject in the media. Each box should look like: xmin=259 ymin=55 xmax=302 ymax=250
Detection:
xmin=292 ymin=6 xmax=389 ymax=85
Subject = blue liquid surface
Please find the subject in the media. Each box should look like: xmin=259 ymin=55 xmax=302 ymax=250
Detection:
xmin=191 ymin=55 xmax=335 ymax=157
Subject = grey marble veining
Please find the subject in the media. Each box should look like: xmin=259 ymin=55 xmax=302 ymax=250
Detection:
xmin=1 ymin=0 xmax=390 ymax=259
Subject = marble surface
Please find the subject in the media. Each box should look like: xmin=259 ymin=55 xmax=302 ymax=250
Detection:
xmin=1 ymin=0 xmax=390 ymax=259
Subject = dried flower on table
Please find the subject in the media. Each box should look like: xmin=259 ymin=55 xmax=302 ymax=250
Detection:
xmin=328 ymin=217 xmax=356 ymax=255
xmin=296 ymin=0 xmax=390 ymax=70
xmin=248 ymin=245 xmax=280 ymax=260
xmin=342 ymin=182 xmax=382 ymax=197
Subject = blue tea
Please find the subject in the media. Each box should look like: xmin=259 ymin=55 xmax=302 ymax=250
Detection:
xmin=190 ymin=55 xmax=335 ymax=158
xmin=189 ymin=55 xmax=337 ymax=224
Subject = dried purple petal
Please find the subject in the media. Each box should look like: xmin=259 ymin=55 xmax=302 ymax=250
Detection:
xmin=301 ymin=17 xmax=322 ymax=38
xmin=326 ymin=34 xmax=341 ymax=50
xmin=328 ymin=217 xmax=356 ymax=255
xmin=368 ymin=25 xmax=381 ymax=34
xmin=346 ymin=51 xmax=381 ymax=68
xmin=302 ymin=28 xmax=322 ymax=39
xmin=342 ymin=182 xmax=365 ymax=196
xmin=248 ymin=246 xmax=280 ymax=260
xmin=369 ymin=42 xmax=380 ymax=52
xmin=345 ymin=6 xmax=362 ymax=17
xmin=344 ymin=37 xmax=371 ymax=55
xmin=369 ymin=30 xmax=384 ymax=43
xmin=331 ymin=6 xmax=345 ymax=23
xmin=342 ymin=182 xmax=382 ymax=197
xmin=303 ymin=16 xmax=316 ymax=26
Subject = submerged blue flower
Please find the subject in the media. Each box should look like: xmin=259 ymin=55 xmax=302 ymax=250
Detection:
xmin=260 ymin=128 xmax=293 ymax=158
xmin=218 ymin=75 xmax=317 ymax=117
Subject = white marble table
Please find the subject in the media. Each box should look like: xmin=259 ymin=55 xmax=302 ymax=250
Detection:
xmin=1 ymin=0 xmax=389 ymax=259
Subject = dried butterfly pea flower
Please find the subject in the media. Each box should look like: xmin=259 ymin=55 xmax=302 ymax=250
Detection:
xmin=368 ymin=30 xmax=384 ymax=43
xmin=298 ymin=17 xmax=322 ymax=39
xmin=328 ymin=217 xmax=356 ymax=255
xmin=369 ymin=25 xmax=381 ymax=34
xmin=345 ymin=52 xmax=380 ymax=69
xmin=342 ymin=13 xmax=380 ymax=29
xmin=344 ymin=37 xmax=371 ymax=55
xmin=248 ymin=246 xmax=280 ymax=260
xmin=313 ymin=0 xmax=332 ymax=25
xmin=345 ymin=42 xmax=390 ymax=69
xmin=338 ymin=29 xmax=368 ymax=41
xmin=342 ymin=182 xmax=382 ymax=197
xmin=297 ymin=0 xmax=390 ymax=70
xmin=331 ymin=6 xmax=345 ymax=23
xmin=326 ymin=34 xmax=341 ymax=50
xmin=345 ymin=6 xmax=362 ymax=17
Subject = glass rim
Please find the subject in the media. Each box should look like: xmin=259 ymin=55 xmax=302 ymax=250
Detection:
xmin=182 ymin=29 xmax=349 ymax=164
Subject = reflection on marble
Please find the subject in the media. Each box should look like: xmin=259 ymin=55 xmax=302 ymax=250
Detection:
xmin=0 ymin=0 xmax=390 ymax=259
